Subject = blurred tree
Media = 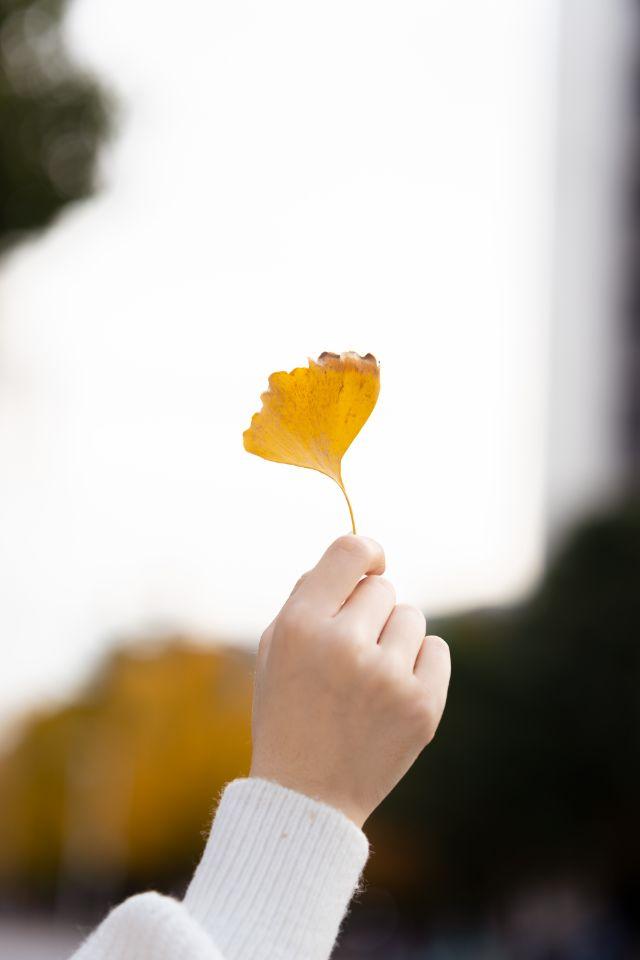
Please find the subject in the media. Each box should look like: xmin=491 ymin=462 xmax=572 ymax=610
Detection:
xmin=0 ymin=501 xmax=637 ymax=942
xmin=0 ymin=639 xmax=254 ymax=911
xmin=373 ymin=497 xmax=640 ymax=939
xmin=0 ymin=0 xmax=111 ymax=255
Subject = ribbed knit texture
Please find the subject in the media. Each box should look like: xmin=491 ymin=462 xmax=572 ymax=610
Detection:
xmin=69 ymin=778 xmax=369 ymax=960
xmin=184 ymin=778 xmax=369 ymax=960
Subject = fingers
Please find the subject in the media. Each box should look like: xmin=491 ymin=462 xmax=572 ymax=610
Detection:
xmin=414 ymin=635 xmax=451 ymax=716
xmin=337 ymin=576 xmax=396 ymax=642
xmin=378 ymin=604 xmax=426 ymax=668
xmin=291 ymin=535 xmax=385 ymax=616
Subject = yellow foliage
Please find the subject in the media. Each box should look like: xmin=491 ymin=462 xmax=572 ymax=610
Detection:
xmin=0 ymin=639 xmax=254 ymax=895
xmin=0 ymin=634 xmax=422 ymax=905
xmin=243 ymin=352 xmax=380 ymax=533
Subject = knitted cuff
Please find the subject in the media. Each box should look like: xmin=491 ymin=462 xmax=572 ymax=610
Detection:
xmin=184 ymin=777 xmax=369 ymax=960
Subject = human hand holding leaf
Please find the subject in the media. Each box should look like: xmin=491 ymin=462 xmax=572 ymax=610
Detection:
xmin=243 ymin=352 xmax=380 ymax=533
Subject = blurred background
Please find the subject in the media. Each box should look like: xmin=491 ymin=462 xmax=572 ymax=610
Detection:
xmin=0 ymin=0 xmax=638 ymax=957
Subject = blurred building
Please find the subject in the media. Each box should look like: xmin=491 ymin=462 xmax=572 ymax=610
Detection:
xmin=627 ymin=7 xmax=640 ymax=480
xmin=548 ymin=0 xmax=638 ymax=535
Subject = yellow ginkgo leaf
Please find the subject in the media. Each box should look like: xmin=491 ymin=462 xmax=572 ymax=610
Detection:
xmin=243 ymin=351 xmax=380 ymax=533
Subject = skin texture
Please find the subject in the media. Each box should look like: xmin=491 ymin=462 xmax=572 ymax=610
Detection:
xmin=250 ymin=535 xmax=452 ymax=827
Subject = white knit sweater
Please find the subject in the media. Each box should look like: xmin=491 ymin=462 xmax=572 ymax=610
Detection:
xmin=71 ymin=778 xmax=370 ymax=960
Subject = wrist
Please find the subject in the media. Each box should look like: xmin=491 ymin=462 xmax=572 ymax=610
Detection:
xmin=249 ymin=762 xmax=368 ymax=828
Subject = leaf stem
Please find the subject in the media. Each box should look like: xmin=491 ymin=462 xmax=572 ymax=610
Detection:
xmin=338 ymin=480 xmax=357 ymax=534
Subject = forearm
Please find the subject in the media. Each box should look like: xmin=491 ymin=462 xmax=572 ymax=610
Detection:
xmin=71 ymin=535 xmax=449 ymax=960
xmin=71 ymin=778 xmax=368 ymax=960
xmin=184 ymin=778 xmax=368 ymax=958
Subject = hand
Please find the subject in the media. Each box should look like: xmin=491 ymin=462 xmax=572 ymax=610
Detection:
xmin=250 ymin=536 xmax=451 ymax=827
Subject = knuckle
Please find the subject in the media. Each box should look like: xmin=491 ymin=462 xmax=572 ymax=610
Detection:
xmin=333 ymin=534 xmax=369 ymax=559
xmin=370 ymin=656 xmax=404 ymax=696
xmin=395 ymin=603 xmax=426 ymax=632
xmin=332 ymin=621 xmax=368 ymax=650
xmin=430 ymin=634 xmax=451 ymax=659
xmin=332 ymin=535 xmax=382 ymax=567
xmin=428 ymin=635 xmax=452 ymax=675
xmin=290 ymin=571 xmax=309 ymax=595
xmin=258 ymin=627 xmax=272 ymax=654
xmin=411 ymin=696 xmax=438 ymax=737
xmin=278 ymin=599 xmax=311 ymax=637
xmin=372 ymin=576 xmax=396 ymax=602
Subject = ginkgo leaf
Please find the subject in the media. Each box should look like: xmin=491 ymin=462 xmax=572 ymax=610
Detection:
xmin=243 ymin=351 xmax=380 ymax=533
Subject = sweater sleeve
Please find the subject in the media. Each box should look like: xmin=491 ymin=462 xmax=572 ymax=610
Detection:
xmin=70 ymin=777 xmax=369 ymax=960
xmin=184 ymin=777 xmax=369 ymax=959
xmin=69 ymin=892 xmax=225 ymax=960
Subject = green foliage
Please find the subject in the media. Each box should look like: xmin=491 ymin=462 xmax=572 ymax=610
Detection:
xmin=0 ymin=0 xmax=111 ymax=254
xmin=374 ymin=498 xmax=640 ymax=919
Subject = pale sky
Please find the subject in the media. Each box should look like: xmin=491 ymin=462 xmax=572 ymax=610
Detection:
xmin=0 ymin=0 xmax=558 ymax=719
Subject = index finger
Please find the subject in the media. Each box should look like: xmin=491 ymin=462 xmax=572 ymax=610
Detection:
xmin=292 ymin=535 xmax=385 ymax=616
